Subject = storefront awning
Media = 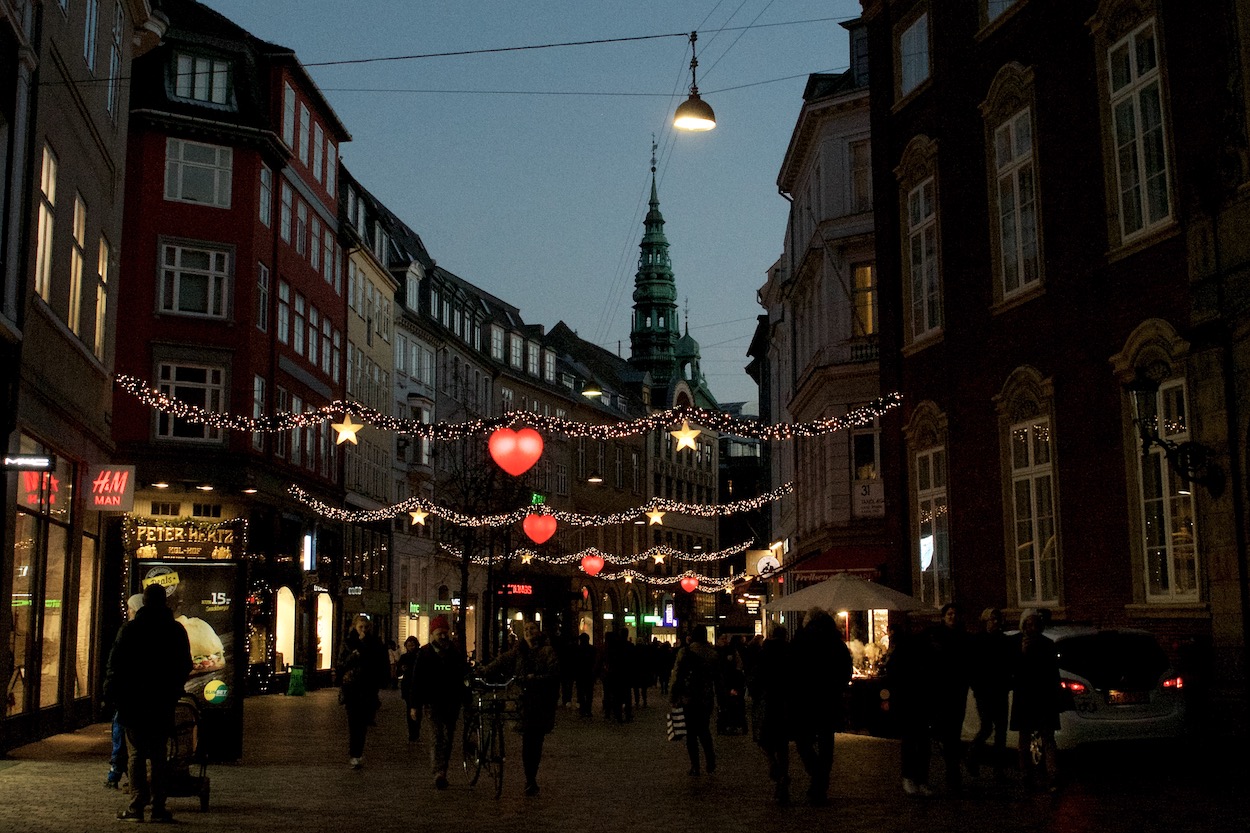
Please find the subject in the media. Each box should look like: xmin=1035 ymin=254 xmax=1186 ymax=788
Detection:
xmin=790 ymin=544 xmax=889 ymax=581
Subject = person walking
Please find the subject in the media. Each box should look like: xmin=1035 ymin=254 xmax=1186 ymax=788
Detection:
xmin=397 ymin=635 xmax=422 ymax=743
xmin=1011 ymin=608 xmax=1062 ymax=792
xmin=967 ymin=607 xmax=1011 ymax=781
xmin=417 ymin=615 xmax=469 ymax=789
xmin=885 ymin=622 xmax=934 ymax=797
xmin=573 ymin=632 xmax=596 ymax=717
xmin=788 ymin=608 xmax=853 ymax=806
xmin=104 ymin=593 xmax=145 ymax=791
xmin=752 ymin=624 xmax=793 ymax=803
xmin=336 ymin=614 xmax=390 ymax=770
xmin=103 ymin=583 xmax=192 ymax=823
xmin=655 ymin=640 xmax=675 ymax=697
xmin=479 ymin=620 xmax=560 ymax=796
xmin=927 ymin=602 xmax=971 ymax=795
xmin=669 ymin=626 xmax=717 ymax=776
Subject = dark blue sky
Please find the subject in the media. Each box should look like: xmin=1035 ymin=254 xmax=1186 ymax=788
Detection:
xmin=201 ymin=0 xmax=859 ymax=409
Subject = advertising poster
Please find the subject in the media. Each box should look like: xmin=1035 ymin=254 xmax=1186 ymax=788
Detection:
xmin=127 ymin=518 xmax=245 ymax=761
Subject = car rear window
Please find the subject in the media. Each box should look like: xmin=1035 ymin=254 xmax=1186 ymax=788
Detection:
xmin=1054 ymin=632 xmax=1169 ymax=690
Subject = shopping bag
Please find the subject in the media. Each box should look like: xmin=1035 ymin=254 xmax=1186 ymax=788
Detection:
xmin=666 ymin=707 xmax=687 ymax=741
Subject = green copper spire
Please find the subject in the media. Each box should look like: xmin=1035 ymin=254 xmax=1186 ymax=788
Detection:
xmin=629 ymin=138 xmax=680 ymax=384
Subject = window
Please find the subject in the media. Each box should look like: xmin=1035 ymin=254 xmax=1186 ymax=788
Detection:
xmin=491 ymin=326 xmax=504 ymax=360
xmin=544 ymin=351 xmax=555 ymax=382
xmin=898 ymin=12 xmax=930 ymax=98
xmin=310 ymin=217 xmax=321 ymax=271
xmin=107 ymin=5 xmax=123 ymax=115
xmin=510 ymin=334 xmax=523 ymax=369
xmin=995 ymin=109 xmax=1039 ymax=297
xmin=326 ymin=143 xmax=337 ymax=197
xmin=254 ymin=263 xmax=269 ymax=332
xmin=1137 ymin=379 xmax=1198 ymax=600
xmin=295 ymin=200 xmax=308 ymax=256
xmin=94 ymin=237 xmax=109 ymax=359
xmin=527 ymin=341 xmax=540 ymax=376
xmin=69 ymin=195 xmax=86 ymax=335
xmin=157 ymin=363 xmax=224 ymax=441
xmin=275 ymin=387 xmax=288 ymax=457
xmin=1011 ymin=418 xmax=1058 ymax=604
xmin=321 ymin=317 xmax=331 ymax=374
xmin=252 ymin=375 xmax=265 ymax=451
xmin=852 ymin=419 xmax=880 ymax=480
xmin=83 ymin=0 xmax=98 ymax=71
xmin=323 ymin=230 xmax=335 ymax=285
xmin=165 ymin=138 xmax=232 ymax=207
xmin=174 ymin=52 xmax=231 ymax=106
xmin=294 ymin=293 xmax=305 ymax=355
xmin=291 ymin=395 xmax=303 ymax=465
xmin=160 ymin=243 xmax=230 ymax=318
xmin=1108 ymin=20 xmax=1171 ymax=239
xmin=298 ymin=104 xmax=311 ymax=166
xmin=852 ymin=263 xmax=877 ymax=337
xmin=36 ymin=144 xmax=56 ymax=303
xmin=277 ymin=280 xmax=290 ymax=344
xmin=279 ymin=183 xmax=292 ymax=243
xmin=986 ymin=0 xmax=1017 ymax=23
xmin=915 ymin=446 xmax=949 ymax=606
xmin=850 ymin=139 xmax=872 ymax=213
xmin=282 ymin=83 xmax=296 ymax=148
xmin=907 ymin=177 xmax=941 ymax=338
xmin=500 ymin=386 xmax=514 ymax=413
xmin=332 ymin=329 xmax=341 ymax=382
xmin=259 ymin=166 xmax=272 ymax=226
xmin=312 ymin=123 xmax=324 ymax=183
xmin=308 ymin=306 xmax=319 ymax=364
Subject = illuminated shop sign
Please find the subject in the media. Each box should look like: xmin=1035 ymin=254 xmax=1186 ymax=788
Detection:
xmin=86 ymin=465 xmax=135 ymax=510
xmin=501 ymin=583 xmax=533 ymax=595
xmin=127 ymin=519 xmax=242 ymax=562
xmin=3 ymin=454 xmax=54 ymax=470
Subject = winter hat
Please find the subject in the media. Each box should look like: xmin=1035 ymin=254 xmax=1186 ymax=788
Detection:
xmin=430 ymin=615 xmax=450 ymax=634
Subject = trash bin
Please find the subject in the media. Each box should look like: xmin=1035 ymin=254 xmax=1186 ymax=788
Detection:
xmin=286 ymin=666 xmax=306 ymax=696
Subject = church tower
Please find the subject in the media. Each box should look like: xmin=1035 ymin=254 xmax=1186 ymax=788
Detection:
xmin=628 ymin=143 xmax=718 ymax=408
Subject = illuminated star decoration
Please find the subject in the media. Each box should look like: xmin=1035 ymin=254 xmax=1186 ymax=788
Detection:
xmin=332 ymin=414 xmax=363 ymax=445
xmin=670 ymin=420 xmax=701 ymax=451
xmin=653 ymin=553 xmax=666 ymax=565
xmin=624 ymin=574 xmax=633 ymax=583
xmin=521 ymin=552 xmax=534 ymax=565
xmin=646 ymin=510 xmax=666 ymax=526
xmin=409 ymin=509 xmax=429 ymax=526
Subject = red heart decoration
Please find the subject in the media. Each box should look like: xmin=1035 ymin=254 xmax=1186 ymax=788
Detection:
xmin=523 ymin=513 xmax=557 ymax=545
xmin=581 ymin=554 xmax=605 ymax=577
xmin=679 ymin=576 xmax=699 ymax=593
xmin=488 ymin=427 xmax=544 ymax=477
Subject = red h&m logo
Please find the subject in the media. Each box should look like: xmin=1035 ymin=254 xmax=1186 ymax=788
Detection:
xmin=21 ymin=471 xmax=59 ymax=508
xmin=86 ymin=465 xmax=136 ymax=511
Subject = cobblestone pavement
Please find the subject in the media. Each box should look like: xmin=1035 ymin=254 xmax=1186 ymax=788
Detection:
xmin=4 ymin=688 xmax=1248 ymax=833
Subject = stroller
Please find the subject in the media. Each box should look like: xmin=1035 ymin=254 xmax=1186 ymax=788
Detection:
xmin=166 ymin=696 xmax=210 ymax=811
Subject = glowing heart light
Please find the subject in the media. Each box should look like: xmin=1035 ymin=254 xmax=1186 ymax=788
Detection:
xmin=523 ymin=513 xmax=557 ymax=545
xmin=679 ymin=576 xmax=699 ymax=593
xmin=581 ymin=554 xmax=605 ymax=577
xmin=488 ymin=427 xmax=544 ymax=477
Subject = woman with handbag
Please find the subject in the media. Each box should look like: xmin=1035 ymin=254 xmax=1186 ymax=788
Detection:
xmin=669 ymin=627 xmax=717 ymax=776
xmin=336 ymin=614 xmax=389 ymax=769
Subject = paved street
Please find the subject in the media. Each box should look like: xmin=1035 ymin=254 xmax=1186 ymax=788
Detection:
xmin=4 ymin=687 xmax=1248 ymax=833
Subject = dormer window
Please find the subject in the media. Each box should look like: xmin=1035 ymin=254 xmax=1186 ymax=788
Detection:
xmin=173 ymin=52 xmax=233 ymax=108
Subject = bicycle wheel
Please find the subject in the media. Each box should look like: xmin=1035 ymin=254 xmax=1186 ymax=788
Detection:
xmin=463 ymin=714 xmax=484 ymax=785
xmin=486 ymin=714 xmax=505 ymax=799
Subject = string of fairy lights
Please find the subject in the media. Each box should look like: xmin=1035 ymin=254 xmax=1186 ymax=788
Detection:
xmin=447 ymin=540 xmax=751 ymax=567
xmin=115 ymin=374 xmax=902 ymax=441
xmin=288 ymin=482 xmax=793 ymax=527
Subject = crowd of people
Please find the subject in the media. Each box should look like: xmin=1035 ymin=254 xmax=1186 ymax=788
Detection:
xmin=100 ymin=600 xmax=1064 ymax=819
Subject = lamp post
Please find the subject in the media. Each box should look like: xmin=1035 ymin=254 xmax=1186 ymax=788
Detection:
xmin=1127 ymin=371 xmax=1224 ymax=497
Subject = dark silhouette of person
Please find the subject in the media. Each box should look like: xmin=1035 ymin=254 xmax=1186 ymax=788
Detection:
xmin=574 ymin=633 xmax=596 ymax=717
xmin=104 ymin=583 xmax=192 ymax=823
xmin=336 ymin=613 xmax=390 ymax=770
xmin=480 ymin=621 xmax=560 ymax=796
xmin=670 ymin=627 xmax=717 ymax=775
xmin=397 ymin=635 xmax=422 ymax=742
xmin=927 ymin=602 xmax=971 ymax=794
xmin=417 ymin=615 xmax=468 ymax=789
xmin=789 ymin=608 xmax=853 ymax=805
xmin=1011 ymin=608 xmax=1062 ymax=791
xmin=752 ymin=625 xmax=792 ymax=802
xmin=967 ymin=607 xmax=1011 ymax=780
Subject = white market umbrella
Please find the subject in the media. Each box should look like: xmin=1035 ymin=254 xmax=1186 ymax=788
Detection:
xmin=764 ymin=572 xmax=929 ymax=613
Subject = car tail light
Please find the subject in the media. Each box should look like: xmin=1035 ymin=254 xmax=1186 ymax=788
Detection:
xmin=1060 ymin=680 xmax=1087 ymax=694
xmin=1161 ymin=675 xmax=1184 ymax=690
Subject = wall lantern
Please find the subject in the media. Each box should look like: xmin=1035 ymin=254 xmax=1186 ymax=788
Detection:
xmin=1127 ymin=370 xmax=1224 ymax=497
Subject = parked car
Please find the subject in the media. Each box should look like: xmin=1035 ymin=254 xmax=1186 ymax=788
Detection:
xmin=963 ymin=625 xmax=1186 ymax=751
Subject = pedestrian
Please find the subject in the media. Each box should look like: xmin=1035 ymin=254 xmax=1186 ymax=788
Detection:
xmin=602 ymin=629 xmax=632 ymax=723
xmin=336 ymin=613 xmax=389 ymax=770
xmin=103 ymin=583 xmax=192 ymax=823
xmin=655 ymin=640 xmax=675 ymax=697
xmin=788 ymin=608 xmax=853 ymax=806
xmin=1011 ymin=608 xmax=1062 ymax=792
xmin=397 ymin=635 xmax=422 ymax=743
xmin=669 ymin=626 xmax=717 ymax=776
xmin=104 ymin=593 xmax=145 ymax=791
xmin=632 ymin=636 xmax=653 ymax=709
xmin=558 ymin=633 xmax=576 ymax=709
xmin=387 ymin=640 xmax=401 ymax=689
xmin=479 ymin=620 xmax=560 ymax=796
xmin=718 ymin=634 xmax=749 ymax=734
xmin=927 ymin=602 xmax=971 ymax=794
xmin=752 ymin=624 xmax=792 ymax=803
xmin=416 ymin=615 xmax=469 ymax=789
xmin=885 ymin=621 xmax=934 ymax=797
xmin=967 ymin=607 xmax=1011 ymax=780
xmin=574 ymin=632 xmax=596 ymax=717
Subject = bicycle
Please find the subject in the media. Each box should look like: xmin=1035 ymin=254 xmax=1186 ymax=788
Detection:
xmin=462 ymin=676 xmax=518 ymax=798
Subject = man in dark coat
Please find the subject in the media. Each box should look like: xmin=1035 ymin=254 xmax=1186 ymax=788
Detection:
xmin=480 ymin=620 xmax=560 ymax=796
xmin=417 ymin=615 xmax=469 ymax=789
xmin=1011 ymin=608 xmax=1061 ymax=791
xmin=968 ymin=607 xmax=1012 ymax=780
xmin=927 ymin=602 xmax=971 ymax=794
xmin=788 ymin=608 xmax=853 ymax=806
xmin=753 ymin=625 xmax=793 ymax=803
xmin=104 ymin=583 xmax=192 ymax=823
xmin=573 ymin=632 xmax=596 ymax=717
